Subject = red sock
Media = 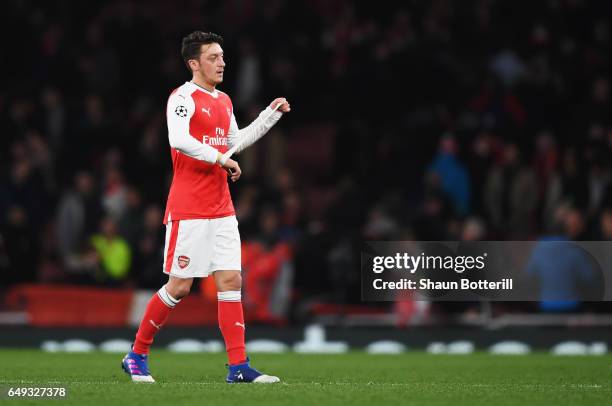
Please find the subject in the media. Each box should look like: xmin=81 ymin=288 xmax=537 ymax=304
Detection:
xmin=218 ymin=291 xmax=247 ymax=365
xmin=133 ymin=286 xmax=180 ymax=355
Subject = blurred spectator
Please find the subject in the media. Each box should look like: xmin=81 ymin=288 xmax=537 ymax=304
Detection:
xmin=2 ymin=206 xmax=37 ymax=284
xmin=427 ymin=135 xmax=471 ymax=216
xmin=102 ymin=167 xmax=128 ymax=220
xmin=533 ymin=131 xmax=558 ymax=196
xmin=599 ymin=209 xmax=612 ymax=240
xmin=118 ymin=186 xmax=144 ymax=248
xmin=587 ymin=161 xmax=611 ymax=215
xmin=527 ymin=207 xmax=593 ymax=312
xmin=40 ymin=87 xmax=65 ymax=156
xmin=413 ymin=174 xmax=454 ymax=240
xmin=484 ymin=143 xmax=538 ymax=238
xmin=460 ymin=217 xmax=487 ymax=241
xmin=243 ymin=206 xmax=294 ymax=323
xmin=363 ymin=207 xmax=398 ymax=240
xmin=3 ymin=142 xmax=51 ymax=226
xmin=26 ymin=131 xmax=56 ymax=192
xmin=235 ymin=183 xmax=261 ymax=237
xmin=134 ymin=205 xmax=166 ymax=289
xmin=544 ymin=148 xmax=588 ymax=229
xmin=90 ymin=217 xmax=132 ymax=285
xmin=526 ymin=237 xmax=595 ymax=313
xmin=235 ymin=39 xmax=262 ymax=110
xmin=281 ymin=190 xmax=305 ymax=237
xmin=567 ymin=208 xmax=587 ymax=240
xmin=467 ymin=131 xmax=496 ymax=214
xmin=489 ymin=49 xmax=525 ymax=87
xmin=56 ymin=171 xmax=102 ymax=265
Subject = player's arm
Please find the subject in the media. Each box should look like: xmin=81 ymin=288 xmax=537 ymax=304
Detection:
xmin=227 ymin=98 xmax=291 ymax=154
xmin=167 ymin=92 xmax=223 ymax=164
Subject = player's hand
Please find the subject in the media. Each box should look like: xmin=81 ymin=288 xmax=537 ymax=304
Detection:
xmin=270 ymin=97 xmax=291 ymax=113
xmin=221 ymin=157 xmax=242 ymax=182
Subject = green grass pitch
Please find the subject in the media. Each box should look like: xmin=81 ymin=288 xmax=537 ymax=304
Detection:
xmin=0 ymin=350 xmax=611 ymax=405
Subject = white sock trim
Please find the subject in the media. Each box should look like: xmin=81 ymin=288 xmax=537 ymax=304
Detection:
xmin=217 ymin=290 xmax=241 ymax=302
xmin=157 ymin=285 xmax=180 ymax=308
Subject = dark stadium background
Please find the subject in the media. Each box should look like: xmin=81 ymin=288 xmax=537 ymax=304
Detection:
xmin=1 ymin=0 xmax=612 ymax=350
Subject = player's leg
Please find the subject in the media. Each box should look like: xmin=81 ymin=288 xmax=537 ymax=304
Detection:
xmin=214 ymin=270 xmax=247 ymax=365
xmin=211 ymin=215 xmax=279 ymax=383
xmin=122 ymin=276 xmax=193 ymax=382
xmin=133 ymin=276 xmax=193 ymax=354
xmin=123 ymin=218 xmax=199 ymax=383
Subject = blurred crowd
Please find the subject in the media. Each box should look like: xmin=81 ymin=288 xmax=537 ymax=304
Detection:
xmin=1 ymin=0 xmax=611 ymax=316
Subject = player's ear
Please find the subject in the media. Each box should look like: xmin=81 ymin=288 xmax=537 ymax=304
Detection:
xmin=188 ymin=59 xmax=199 ymax=71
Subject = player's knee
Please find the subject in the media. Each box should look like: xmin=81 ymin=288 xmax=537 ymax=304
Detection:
xmin=217 ymin=271 xmax=242 ymax=291
xmin=172 ymin=285 xmax=191 ymax=299
xmin=165 ymin=280 xmax=192 ymax=299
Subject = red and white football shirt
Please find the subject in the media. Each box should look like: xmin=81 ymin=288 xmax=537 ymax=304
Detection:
xmin=164 ymin=81 xmax=235 ymax=223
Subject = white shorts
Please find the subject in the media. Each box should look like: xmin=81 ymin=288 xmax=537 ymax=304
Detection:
xmin=162 ymin=215 xmax=241 ymax=278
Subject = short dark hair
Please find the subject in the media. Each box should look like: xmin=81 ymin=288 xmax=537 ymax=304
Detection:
xmin=181 ymin=31 xmax=224 ymax=70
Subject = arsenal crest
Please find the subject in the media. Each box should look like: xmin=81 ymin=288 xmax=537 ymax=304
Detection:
xmin=177 ymin=255 xmax=190 ymax=269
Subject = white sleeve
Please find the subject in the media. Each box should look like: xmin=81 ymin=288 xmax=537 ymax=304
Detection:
xmin=166 ymin=92 xmax=219 ymax=164
xmin=227 ymin=107 xmax=283 ymax=154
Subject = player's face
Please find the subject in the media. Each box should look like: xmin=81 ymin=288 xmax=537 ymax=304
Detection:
xmin=197 ymin=43 xmax=225 ymax=85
